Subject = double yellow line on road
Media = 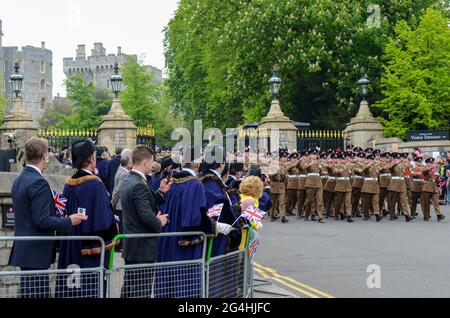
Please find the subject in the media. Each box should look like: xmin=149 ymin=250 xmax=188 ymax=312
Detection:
xmin=254 ymin=262 xmax=334 ymax=298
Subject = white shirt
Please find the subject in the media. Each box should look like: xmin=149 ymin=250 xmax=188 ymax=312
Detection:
xmin=209 ymin=169 xmax=222 ymax=180
xmin=182 ymin=168 xmax=197 ymax=177
xmin=209 ymin=169 xmax=232 ymax=205
xmin=131 ymin=169 xmax=147 ymax=180
xmin=26 ymin=164 xmax=43 ymax=176
xmin=81 ymin=169 xmax=93 ymax=175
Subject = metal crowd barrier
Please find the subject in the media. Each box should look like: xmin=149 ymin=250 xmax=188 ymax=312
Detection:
xmin=0 ymin=232 xmax=254 ymax=299
xmin=0 ymin=236 xmax=105 ymax=298
xmin=106 ymin=232 xmax=208 ymax=298
xmin=206 ymin=249 xmax=248 ymax=298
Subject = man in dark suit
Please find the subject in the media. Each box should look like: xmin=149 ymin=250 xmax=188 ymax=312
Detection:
xmin=119 ymin=145 xmax=169 ymax=298
xmin=8 ymin=137 xmax=87 ymax=298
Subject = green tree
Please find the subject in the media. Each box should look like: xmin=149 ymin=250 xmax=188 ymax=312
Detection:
xmin=165 ymin=0 xmax=447 ymax=131
xmin=52 ymin=73 xmax=112 ymax=129
xmin=374 ymin=8 xmax=450 ymax=139
xmin=120 ymin=56 xmax=181 ymax=147
xmin=120 ymin=56 xmax=159 ymax=126
xmin=38 ymin=97 xmax=73 ymax=129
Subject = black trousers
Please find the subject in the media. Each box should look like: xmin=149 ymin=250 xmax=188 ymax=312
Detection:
xmin=20 ymin=267 xmax=50 ymax=298
xmin=121 ymin=260 xmax=155 ymax=298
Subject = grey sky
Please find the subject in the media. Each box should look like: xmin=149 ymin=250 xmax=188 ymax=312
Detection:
xmin=1 ymin=0 xmax=179 ymax=97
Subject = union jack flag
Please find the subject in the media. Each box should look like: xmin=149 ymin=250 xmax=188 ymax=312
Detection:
xmin=248 ymin=231 xmax=260 ymax=261
xmin=207 ymin=203 xmax=224 ymax=218
xmin=241 ymin=206 xmax=266 ymax=225
xmin=52 ymin=189 xmax=67 ymax=217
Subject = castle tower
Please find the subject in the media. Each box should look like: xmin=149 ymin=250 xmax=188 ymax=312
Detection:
xmin=63 ymin=43 xmax=163 ymax=93
xmin=2 ymin=43 xmax=53 ymax=122
xmin=0 ymin=19 xmax=5 ymax=97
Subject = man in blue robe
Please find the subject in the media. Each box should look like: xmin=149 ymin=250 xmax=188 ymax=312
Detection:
xmin=56 ymin=139 xmax=118 ymax=298
xmin=155 ymin=148 xmax=235 ymax=298
xmin=96 ymin=146 xmax=110 ymax=191
xmin=201 ymin=147 xmax=243 ymax=258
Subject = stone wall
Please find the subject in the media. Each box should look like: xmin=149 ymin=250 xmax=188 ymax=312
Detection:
xmin=63 ymin=43 xmax=163 ymax=91
xmin=2 ymin=43 xmax=53 ymax=121
xmin=374 ymin=138 xmax=450 ymax=157
xmin=0 ymin=19 xmax=5 ymax=97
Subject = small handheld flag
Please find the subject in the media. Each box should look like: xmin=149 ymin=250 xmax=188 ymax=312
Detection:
xmin=241 ymin=205 xmax=266 ymax=225
xmin=248 ymin=231 xmax=260 ymax=262
xmin=207 ymin=203 xmax=224 ymax=218
xmin=52 ymin=189 xmax=67 ymax=217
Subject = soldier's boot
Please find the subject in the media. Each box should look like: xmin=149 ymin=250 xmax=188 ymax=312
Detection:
xmin=376 ymin=215 xmax=383 ymax=222
xmin=318 ymin=218 xmax=326 ymax=224
xmin=339 ymin=213 xmax=345 ymax=221
xmin=281 ymin=216 xmax=289 ymax=224
xmin=347 ymin=216 xmax=354 ymax=223
xmin=334 ymin=214 xmax=339 ymax=221
xmin=405 ymin=215 xmax=411 ymax=222
xmin=311 ymin=215 xmax=317 ymax=221
xmin=437 ymin=215 xmax=446 ymax=222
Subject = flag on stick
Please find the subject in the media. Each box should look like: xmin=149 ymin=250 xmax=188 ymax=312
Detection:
xmin=207 ymin=203 xmax=224 ymax=218
xmin=51 ymin=189 xmax=67 ymax=217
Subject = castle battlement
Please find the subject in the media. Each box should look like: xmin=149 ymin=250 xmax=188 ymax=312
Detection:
xmin=63 ymin=43 xmax=162 ymax=91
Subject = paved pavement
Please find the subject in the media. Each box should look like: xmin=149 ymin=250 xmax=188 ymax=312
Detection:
xmin=254 ymin=205 xmax=450 ymax=298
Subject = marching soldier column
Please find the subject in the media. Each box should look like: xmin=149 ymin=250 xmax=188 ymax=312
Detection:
xmin=265 ymin=147 xmax=445 ymax=224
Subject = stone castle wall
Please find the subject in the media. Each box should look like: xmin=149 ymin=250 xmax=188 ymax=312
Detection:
xmin=63 ymin=43 xmax=163 ymax=91
xmin=2 ymin=42 xmax=53 ymax=122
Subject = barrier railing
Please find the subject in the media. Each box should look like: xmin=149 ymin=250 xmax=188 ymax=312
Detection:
xmin=0 ymin=232 xmax=254 ymax=298
xmin=0 ymin=236 xmax=105 ymax=298
xmin=106 ymin=232 xmax=207 ymax=298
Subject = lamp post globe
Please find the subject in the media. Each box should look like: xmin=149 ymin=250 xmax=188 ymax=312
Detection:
xmin=110 ymin=63 xmax=122 ymax=98
xmin=10 ymin=61 xmax=24 ymax=98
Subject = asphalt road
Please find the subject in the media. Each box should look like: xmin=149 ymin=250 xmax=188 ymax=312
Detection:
xmin=254 ymin=205 xmax=450 ymax=298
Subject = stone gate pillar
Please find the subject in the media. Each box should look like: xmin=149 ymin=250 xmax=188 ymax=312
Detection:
xmin=344 ymin=100 xmax=384 ymax=149
xmin=0 ymin=97 xmax=37 ymax=149
xmin=97 ymin=98 xmax=137 ymax=151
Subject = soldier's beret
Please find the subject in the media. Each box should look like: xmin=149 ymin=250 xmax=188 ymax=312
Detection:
xmin=356 ymin=152 xmax=366 ymax=158
xmin=425 ymin=157 xmax=435 ymax=164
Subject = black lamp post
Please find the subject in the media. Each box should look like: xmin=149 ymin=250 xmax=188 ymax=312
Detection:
xmin=357 ymin=71 xmax=369 ymax=101
xmin=269 ymin=67 xmax=282 ymax=101
xmin=110 ymin=63 xmax=122 ymax=98
xmin=10 ymin=61 xmax=23 ymax=98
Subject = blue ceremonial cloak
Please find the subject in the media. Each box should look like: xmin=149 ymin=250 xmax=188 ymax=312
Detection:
xmin=55 ymin=170 xmax=117 ymax=298
xmin=155 ymin=171 xmax=213 ymax=298
xmin=150 ymin=174 xmax=163 ymax=192
xmin=202 ymin=173 xmax=243 ymax=298
xmin=106 ymin=155 xmax=121 ymax=194
xmin=96 ymin=159 xmax=110 ymax=192
xmin=259 ymin=188 xmax=272 ymax=212
xmin=202 ymin=173 xmax=242 ymax=258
